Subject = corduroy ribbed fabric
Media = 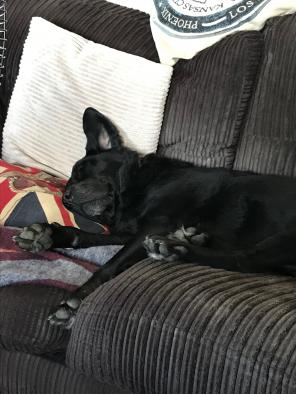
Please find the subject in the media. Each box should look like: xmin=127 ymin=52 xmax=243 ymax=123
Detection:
xmin=0 ymin=285 xmax=70 ymax=354
xmin=0 ymin=0 xmax=158 ymax=154
xmin=68 ymin=259 xmax=296 ymax=394
xmin=0 ymin=349 xmax=131 ymax=394
xmin=2 ymin=17 xmax=172 ymax=177
xmin=157 ymin=31 xmax=263 ymax=169
xmin=234 ymin=14 xmax=296 ymax=177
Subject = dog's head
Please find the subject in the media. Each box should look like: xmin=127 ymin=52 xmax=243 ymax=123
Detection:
xmin=63 ymin=107 xmax=139 ymax=225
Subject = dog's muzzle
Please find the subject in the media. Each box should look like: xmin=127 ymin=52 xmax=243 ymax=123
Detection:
xmin=62 ymin=184 xmax=115 ymax=221
xmin=81 ymin=198 xmax=112 ymax=216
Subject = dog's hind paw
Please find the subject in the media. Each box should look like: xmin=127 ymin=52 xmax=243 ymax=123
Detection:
xmin=143 ymin=235 xmax=189 ymax=262
xmin=144 ymin=227 xmax=209 ymax=262
xmin=168 ymin=226 xmax=209 ymax=246
xmin=47 ymin=297 xmax=81 ymax=329
xmin=13 ymin=223 xmax=55 ymax=253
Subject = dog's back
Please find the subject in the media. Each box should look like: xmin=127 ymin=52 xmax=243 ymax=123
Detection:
xmin=134 ymin=157 xmax=296 ymax=250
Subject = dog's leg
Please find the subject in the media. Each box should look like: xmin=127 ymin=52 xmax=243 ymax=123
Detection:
xmin=48 ymin=234 xmax=147 ymax=328
xmin=13 ymin=223 xmax=130 ymax=252
xmin=45 ymin=228 xmax=296 ymax=328
xmin=145 ymin=230 xmax=296 ymax=275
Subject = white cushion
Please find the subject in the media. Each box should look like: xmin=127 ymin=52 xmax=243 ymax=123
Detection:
xmin=2 ymin=17 xmax=172 ymax=177
xmin=149 ymin=0 xmax=296 ymax=65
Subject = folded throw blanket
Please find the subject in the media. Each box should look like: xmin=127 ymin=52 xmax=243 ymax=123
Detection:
xmin=0 ymin=227 xmax=121 ymax=291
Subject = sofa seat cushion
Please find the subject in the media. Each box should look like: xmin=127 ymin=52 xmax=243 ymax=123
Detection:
xmin=234 ymin=14 xmax=296 ymax=177
xmin=67 ymin=260 xmax=296 ymax=394
xmin=0 ymin=285 xmax=70 ymax=354
xmin=0 ymin=349 xmax=131 ymax=394
xmin=157 ymin=31 xmax=263 ymax=169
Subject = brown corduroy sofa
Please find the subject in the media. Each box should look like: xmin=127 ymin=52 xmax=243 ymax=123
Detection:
xmin=1 ymin=1 xmax=296 ymax=393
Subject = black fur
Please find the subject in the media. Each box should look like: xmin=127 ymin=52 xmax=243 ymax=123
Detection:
xmin=14 ymin=107 xmax=296 ymax=328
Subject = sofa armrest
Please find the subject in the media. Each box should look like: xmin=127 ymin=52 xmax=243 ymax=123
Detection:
xmin=67 ymin=259 xmax=296 ymax=394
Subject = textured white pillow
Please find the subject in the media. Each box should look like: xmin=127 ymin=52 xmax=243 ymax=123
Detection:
xmin=2 ymin=17 xmax=172 ymax=177
xmin=149 ymin=0 xmax=296 ymax=65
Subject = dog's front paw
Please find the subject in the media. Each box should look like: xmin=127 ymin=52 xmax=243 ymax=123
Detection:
xmin=47 ymin=297 xmax=81 ymax=329
xmin=13 ymin=223 xmax=55 ymax=253
xmin=144 ymin=235 xmax=188 ymax=262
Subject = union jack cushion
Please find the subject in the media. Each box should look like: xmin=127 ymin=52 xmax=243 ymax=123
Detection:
xmin=0 ymin=159 xmax=108 ymax=233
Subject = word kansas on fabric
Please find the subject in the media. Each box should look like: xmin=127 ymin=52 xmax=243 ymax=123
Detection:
xmin=149 ymin=0 xmax=296 ymax=64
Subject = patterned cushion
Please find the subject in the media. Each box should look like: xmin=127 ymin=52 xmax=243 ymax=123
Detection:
xmin=149 ymin=1 xmax=296 ymax=65
xmin=0 ymin=160 xmax=108 ymax=232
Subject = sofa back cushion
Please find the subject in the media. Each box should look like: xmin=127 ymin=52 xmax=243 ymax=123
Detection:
xmin=0 ymin=0 xmax=158 ymax=154
xmin=157 ymin=31 xmax=263 ymax=169
xmin=234 ymin=14 xmax=296 ymax=177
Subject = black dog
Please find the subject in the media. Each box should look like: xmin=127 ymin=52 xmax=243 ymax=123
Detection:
xmin=14 ymin=108 xmax=296 ymax=328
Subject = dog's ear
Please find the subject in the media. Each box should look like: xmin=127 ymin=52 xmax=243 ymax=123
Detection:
xmin=83 ymin=107 xmax=123 ymax=155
